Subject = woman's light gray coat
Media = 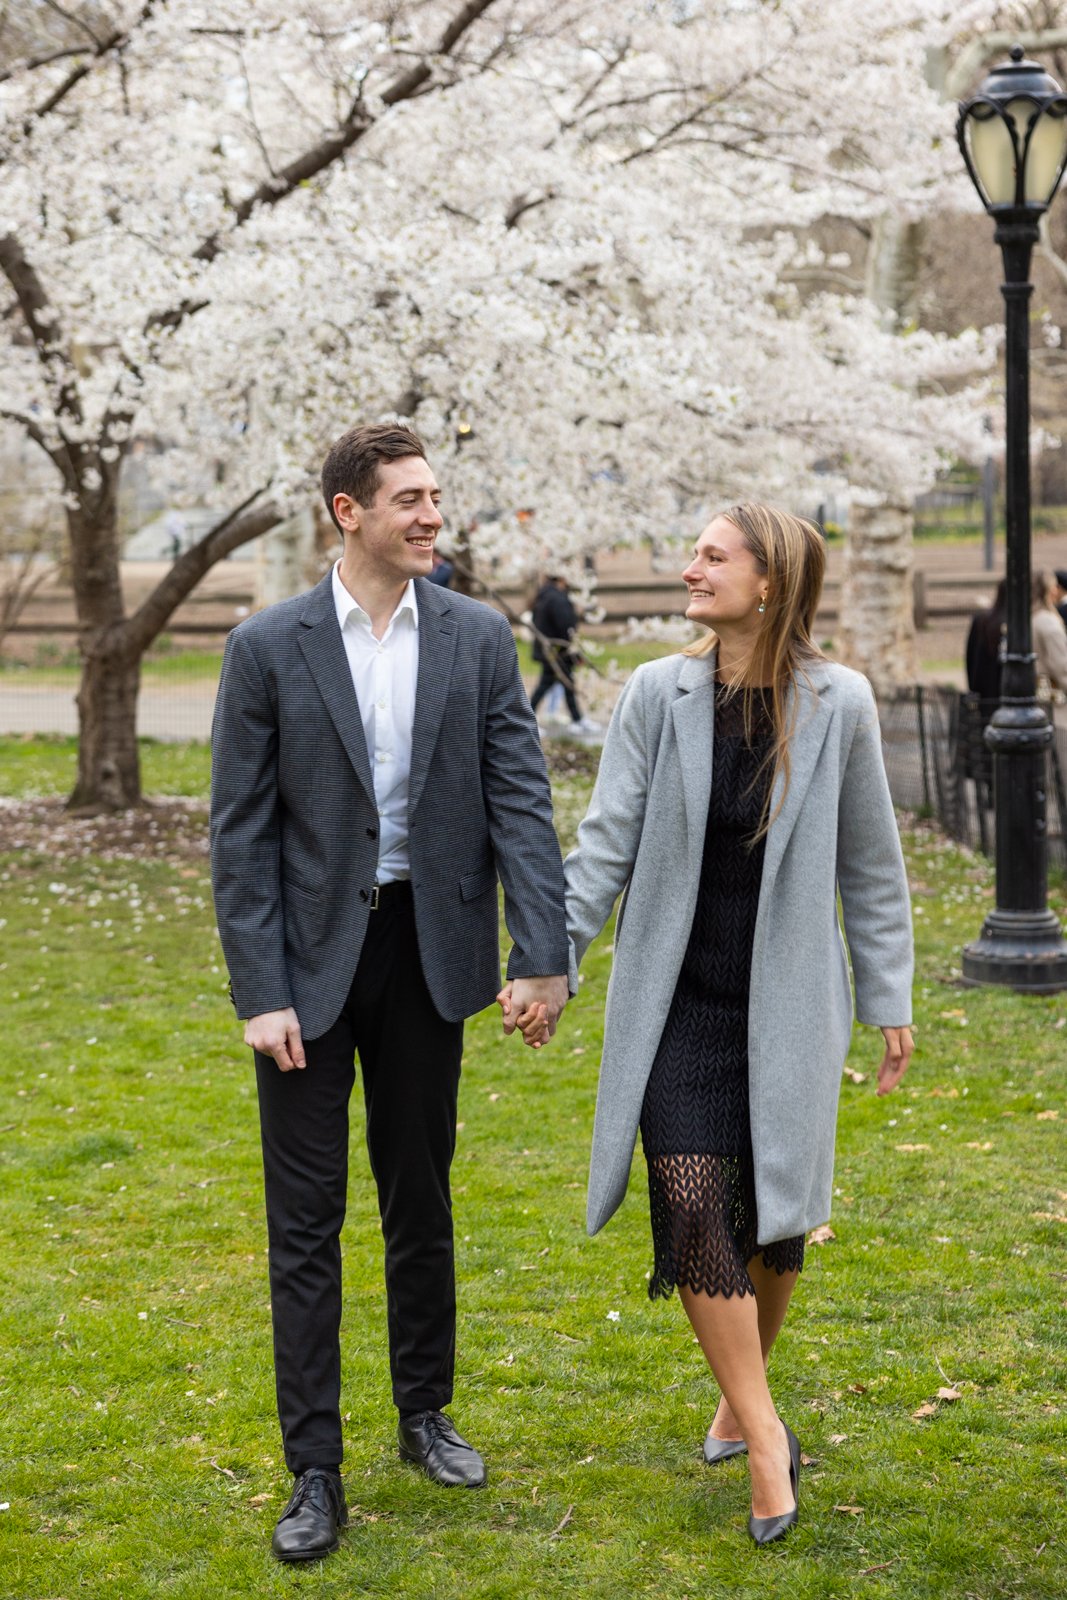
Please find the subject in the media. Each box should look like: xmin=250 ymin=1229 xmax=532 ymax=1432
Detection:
xmin=564 ymin=652 xmax=913 ymax=1245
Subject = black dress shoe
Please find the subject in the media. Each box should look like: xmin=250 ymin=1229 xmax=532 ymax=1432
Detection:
xmin=748 ymin=1423 xmax=800 ymax=1547
xmin=271 ymin=1468 xmax=347 ymax=1562
xmin=398 ymin=1411 xmax=487 ymax=1488
xmin=703 ymin=1428 xmax=747 ymax=1465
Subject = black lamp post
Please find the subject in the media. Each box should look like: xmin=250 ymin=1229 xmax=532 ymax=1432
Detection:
xmin=957 ymin=45 xmax=1067 ymax=992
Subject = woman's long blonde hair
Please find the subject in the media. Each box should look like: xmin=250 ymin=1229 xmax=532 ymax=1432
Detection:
xmin=682 ymin=502 xmax=828 ymax=838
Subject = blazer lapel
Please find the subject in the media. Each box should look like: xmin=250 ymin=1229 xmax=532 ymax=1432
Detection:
xmin=408 ymin=579 xmax=457 ymax=817
xmin=670 ymin=654 xmax=716 ymax=876
xmin=760 ymin=663 xmax=834 ymax=896
xmin=297 ymin=575 xmax=376 ymax=807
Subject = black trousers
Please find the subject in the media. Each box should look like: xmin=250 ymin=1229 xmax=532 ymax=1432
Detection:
xmin=254 ymin=882 xmax=464 ymax=1474
xmin=529 ymin=659 xmax=580 ymax=722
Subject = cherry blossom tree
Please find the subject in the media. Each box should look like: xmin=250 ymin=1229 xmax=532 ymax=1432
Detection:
xmin=1 ymin=0 xmax=998 ymax=807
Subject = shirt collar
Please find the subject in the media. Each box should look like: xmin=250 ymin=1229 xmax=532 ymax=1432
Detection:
xmin=332 ymin=562 xmax=419 ymax=633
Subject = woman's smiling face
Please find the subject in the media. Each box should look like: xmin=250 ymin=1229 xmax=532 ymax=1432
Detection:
xmin=682 ymin=515 xmax=766 ymax=630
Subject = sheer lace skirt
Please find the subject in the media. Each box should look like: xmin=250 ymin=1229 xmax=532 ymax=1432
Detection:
xmin=646 ymin=1151 xmax=804 ymax=1300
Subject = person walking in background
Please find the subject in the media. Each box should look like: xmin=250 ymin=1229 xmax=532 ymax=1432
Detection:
xmin=509 ymin=503 xmax=913 ymax=1547
xmin=965 ymin=578 xmax=1007 ymax=701
xmin=1052 ymin=568 xmax=1067 ymax=631
xmin=1033 ymin=570 xmax=1067 ymax=698
xmin=529 ymin=574 xmax=596 ymax=734
xmin=210 ymin=422 xmax=570 ymax=1564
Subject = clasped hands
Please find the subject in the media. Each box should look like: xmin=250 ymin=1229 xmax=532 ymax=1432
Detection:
xmin=496 ymin=975 xmax=569 ymax=1049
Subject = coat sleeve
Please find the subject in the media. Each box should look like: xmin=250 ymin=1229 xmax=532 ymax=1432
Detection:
xmin=563 ymin=666 xmax=651 ymax=972
xmin=1035 ymin=607 xmax=1067 ymax=692
xmin=479 ymin=616 xmax=572 ymax=983
xmin=835 ymin=679 xmax=914 ymax=1026
xmin=209 ymin=627 xmax=293 ymax=1019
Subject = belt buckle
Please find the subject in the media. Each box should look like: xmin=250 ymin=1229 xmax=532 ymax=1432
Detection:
xmin=370 ymin=884 xmax=380 ymax=911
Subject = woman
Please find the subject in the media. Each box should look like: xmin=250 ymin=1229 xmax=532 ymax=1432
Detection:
xmin=1033 ymin=570 xmax=1067 ymax=698
xmin=506 ymin=504 xmax=913 ymax=1545
xmin=965 ymin=578 xmax=1007 ymax=701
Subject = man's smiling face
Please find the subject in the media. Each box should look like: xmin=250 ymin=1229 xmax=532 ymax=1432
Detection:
xmin=334 ymin=455 xmax=443 ymax=585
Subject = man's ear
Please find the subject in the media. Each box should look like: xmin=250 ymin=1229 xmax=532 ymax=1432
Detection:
xmin=333 ymin=493 xmax=360 ymax=535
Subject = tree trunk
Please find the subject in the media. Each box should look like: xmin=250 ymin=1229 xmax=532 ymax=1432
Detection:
xmin=70 ymin=645 xmax=142 ymax=810
xmin=838 ymin=499 xmax=917 ymax=697
xmin=450 ymin=524 xmax=476 ymax=597
xmin=63 ymin=495 xmax=145 ymax=811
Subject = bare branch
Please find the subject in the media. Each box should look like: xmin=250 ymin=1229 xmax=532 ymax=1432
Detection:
xmin=505 ymin=189 xmax=556 ymax=228
xmin=0 ymin=45 xmax=88 ymax=83
xmin=0 ymin=406 xmax=61 ymax=463
xmin=39 ymin=0 xmax=105 ymax=50
xmin=8 ymin=1 xmax=159 ymax=137
xmin=0 ymin=231 xmax=84 ymax=434
xmin=124 ymin=490 xmax=282 ymax=655
xmin=191 ymin=0 xmax=500 ymax=266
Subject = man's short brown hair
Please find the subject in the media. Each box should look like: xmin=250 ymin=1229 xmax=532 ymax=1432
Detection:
xmin=320 ymin=422 xmax=427 ymax=532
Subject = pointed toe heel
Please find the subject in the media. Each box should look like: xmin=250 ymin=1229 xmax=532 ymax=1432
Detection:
xmin=703 ymin=1431 xmax=747 ymax=1465
xmin=748 ymin=1423 xmax=800 ymax=1547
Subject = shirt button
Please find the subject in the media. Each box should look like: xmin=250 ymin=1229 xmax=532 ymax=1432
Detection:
xmin=377 ymin=699 xmax=386 ymax=710
xmin=367 ymin=827 xmax=377 ymax=840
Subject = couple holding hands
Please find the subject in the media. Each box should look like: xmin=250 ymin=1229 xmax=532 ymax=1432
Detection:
xmin=209 ymin=423 xmax=913 ymax=1564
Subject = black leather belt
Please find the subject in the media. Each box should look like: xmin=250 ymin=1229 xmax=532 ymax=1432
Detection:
xmin=370 ymin=880 xmax=411 ymax=910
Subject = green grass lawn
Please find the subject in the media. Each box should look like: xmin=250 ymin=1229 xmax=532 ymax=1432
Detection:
xmin=1 ymin=750 xmax=1065 ymax=1598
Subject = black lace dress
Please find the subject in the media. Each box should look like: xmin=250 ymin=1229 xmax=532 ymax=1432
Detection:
xmin=640 ymin=683 xmax=805 ymax=1299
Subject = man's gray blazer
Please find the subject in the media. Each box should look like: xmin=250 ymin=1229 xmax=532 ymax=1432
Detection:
xmin=210 ymin=572 xmax=569 ymax=1040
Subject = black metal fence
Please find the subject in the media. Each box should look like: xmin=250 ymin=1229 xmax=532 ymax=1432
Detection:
xmin=878 ymin=687 xmax=1067 ymax=871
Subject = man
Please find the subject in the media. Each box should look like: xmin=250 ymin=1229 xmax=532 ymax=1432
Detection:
xmin=210 ymin=423 xmax=570 ymax=1563
xmin=528 ymin=574 xmax=593 ymax=732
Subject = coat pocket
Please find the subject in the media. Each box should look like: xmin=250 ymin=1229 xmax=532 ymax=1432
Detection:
xmin=459 ymin=865 xmax=497 ymax=902
xmin=282 ymin=876 xmax=321 ymax=901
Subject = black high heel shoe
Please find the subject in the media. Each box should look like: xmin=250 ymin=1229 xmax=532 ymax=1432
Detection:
xmin=703 ymin=1428 xmax=747 ymax=1465
xmin=747 ymin=1423 xmax=800 ymax=1546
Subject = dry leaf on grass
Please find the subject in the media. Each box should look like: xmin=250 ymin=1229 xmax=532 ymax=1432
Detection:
xmin=895 ymin=1143 xmax=931 ymax=1152
xmin=912 ymin=1402 xmax=938 ymax=1419
xmin=843 ymin=1067 xmax=868 ymax=1084
xmin=807 ymin=1224 xmax=836 ymax=1245
xmin=248 ymin=1493 xmax=273 ymax=1507
xmin=834 ymin=1504 xmax=864 ymax=1515
xmin=828 ymin=1433 xmax=849 ymax=1445
xmin=1036 ymin=1110 xmax=1059 ymax=1121
xmin=936 ymin=1387 xmax=962 ymax=1402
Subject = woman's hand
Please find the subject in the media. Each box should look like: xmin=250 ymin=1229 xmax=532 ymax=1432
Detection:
xmin=496 ymin=982 xmax=553 ymax=1048
xmin=876 ymin=1026 xmax=913 ymax=1095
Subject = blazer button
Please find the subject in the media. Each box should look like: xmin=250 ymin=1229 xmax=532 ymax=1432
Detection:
xmin=366 ymin=827 xmax=377 ymax=839
xmin=359 ymin=888 xmax=369 ymax=902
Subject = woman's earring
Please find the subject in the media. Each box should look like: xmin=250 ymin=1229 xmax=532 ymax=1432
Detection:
xmin=758 ymin=597 xmax=766 ymax=614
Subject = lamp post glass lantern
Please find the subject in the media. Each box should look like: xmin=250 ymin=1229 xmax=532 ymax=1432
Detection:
xmin=956 ymin=45 xmax=1067 ymax=991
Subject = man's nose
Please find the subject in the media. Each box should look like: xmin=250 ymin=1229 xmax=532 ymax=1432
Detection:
xmin=420 ymin=499 xmax=443 ymax=526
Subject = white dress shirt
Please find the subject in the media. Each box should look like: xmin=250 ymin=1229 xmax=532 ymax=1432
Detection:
xmin=331 ymin=562 xmax=418 ymax=882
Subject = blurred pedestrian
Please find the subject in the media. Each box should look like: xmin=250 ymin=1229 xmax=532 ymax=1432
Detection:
xmin=1052 ymin=568 xmax=1067 ymax=630
xmin=965 ymin=578 xmax=1007 ymax=700
xmin=529 ymin=575 xmax=596 ymax=733
xmin=1034 ymin=571 xmax=1067 ymax=698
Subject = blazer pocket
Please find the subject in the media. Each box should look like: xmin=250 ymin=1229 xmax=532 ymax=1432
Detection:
xmin=282 ymin=876 xmax=321 ymax=901
xmin=459 ymin=865 xmax=497 ymax=902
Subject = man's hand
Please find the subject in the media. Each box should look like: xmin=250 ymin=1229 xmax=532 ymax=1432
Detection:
xmin=875 ymin=1025 xmax=913 ymax=1096
xmin=244 ymin=1007 xmax=306 ymax=1072
xmin=497 ymin=976 xmax=569 ymax=1049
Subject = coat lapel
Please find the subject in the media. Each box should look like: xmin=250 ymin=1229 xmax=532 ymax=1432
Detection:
xmin=670 ymin=654 xmax=716 ymax=874
xmin=408 ymin=578 xmax=457 ymax=817
xmin=297 ymin=574 xmax=376 ymax=807
xmin=760 ymin=662 xmax=834 ymax=896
